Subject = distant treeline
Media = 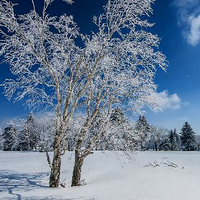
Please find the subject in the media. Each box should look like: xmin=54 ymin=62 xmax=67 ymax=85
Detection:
xmin=0 ymin=110 xmax=199 ymax=152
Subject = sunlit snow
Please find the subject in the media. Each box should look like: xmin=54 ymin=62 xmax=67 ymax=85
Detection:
xmin=0 ymin=151 xmax=200 ymax=200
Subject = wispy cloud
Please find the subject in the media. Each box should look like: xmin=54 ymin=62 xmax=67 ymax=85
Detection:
xmin=186 ymin=15 xmax=200 ymax=45
xmin=173 ymin=0 xmax=198 ymax=8
xmin=155 ymin=90 xmax=186 ymax=110
xmin=178 ymin=116 xmax=189 ymax=121
xmin=0 ymin=117 xmax=11 ymax=129
xmin=172 ymin=0 xmax=200 ymax=46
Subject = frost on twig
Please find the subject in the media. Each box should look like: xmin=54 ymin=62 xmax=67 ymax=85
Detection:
xmin=145 ymin=159 xmax=178 ymax=168
xmin=145 ymin=160 xmax=160 ymax=167
xmin=63 ymin=0 xmax=74 ymax=4
xmin=0 ymin=0 xmax=167 ymax=188
xmin=162 ymin=160 xmax=178 ymax=168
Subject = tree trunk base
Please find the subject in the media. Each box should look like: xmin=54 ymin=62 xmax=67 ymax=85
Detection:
xmin=49 ymin=153 xmax=61 ymax=188
xmin=71 ymin=151 xmax=84 ymax=187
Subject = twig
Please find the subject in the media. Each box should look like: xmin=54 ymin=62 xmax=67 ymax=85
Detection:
xmin=45 ymin=150 xmax=52 ymax=169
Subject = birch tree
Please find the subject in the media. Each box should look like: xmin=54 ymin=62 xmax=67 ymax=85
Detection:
xmin=0 ymin=0 xmax=167 ymax=187
xmin=70 ymin=0 xmax=167 ymax=186
xmin=0 ymin=0 xmax=82 ymax=188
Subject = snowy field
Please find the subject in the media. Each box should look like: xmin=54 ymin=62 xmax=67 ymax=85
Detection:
xmin=0 ymin=151 xmax=200 ymax=200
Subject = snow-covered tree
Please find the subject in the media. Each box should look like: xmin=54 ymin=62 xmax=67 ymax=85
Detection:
xmin=18 ymin=113 xmax=39 ymax=151
xmin=195 ymin=135 xmax=200 ymax=151
xmin=0 ymin=0 xmax=167 ymax=187
xmin=168 ymin=129 xmax=180 ymax=151
xmin=180 ymin=122 xmax=196 ymax=151
xmin=94 ymin=108 xmax=137 ymax=151
xmin=2 ymin=125 xmax=18 ymax=151
xmin=135 ymin=116 xmax=150 ymax=150
xmin=36 ymin=113 xmax=55 ymax=152
xmin=149 ymin=125 xmax=169 ymax=151
xmin=100 ymin=107 xmax=132 ymax=150
xmin=110 ymin=107 xmax=126 ymax=125
xmin=71 ymin=108 xmax=138 ymax=186
xmin=65 ymin=113 xmax=86 ymax=152
xmin=0 ymin=128 xmax=3 ymax=150
xmin=0 ymin=0 xmax=79 ymax=187
xmin=10 ymin=112 xmax=55 ymax=151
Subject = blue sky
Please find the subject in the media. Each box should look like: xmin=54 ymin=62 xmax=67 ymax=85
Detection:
xmin=0 ymin=0 xmax=200 ymax=133
xmin=145 ymin=0 xmax=200 ymax=133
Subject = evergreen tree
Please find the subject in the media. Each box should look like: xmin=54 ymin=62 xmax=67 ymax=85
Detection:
xmin=90 ymin=107 xmax=137 ymax=151
xmin=159 ymin=138 xmax=171 ymax=151
xmin=94 ymin=107 xmax=128 ymax=151
xmin=108 ymin=107 xmax=137 ymax=151
xmin=169 ymin=129 xmax=180 ymax=151
xmin=195 ymin=135 xmax=200 ymax=151
xmin=110 ymin=107 xmax=126 ymax=125
xmin=135 ymin=115 xmax=150 ymax=150
xmin=3 ymin=125 xmax=18 ymax=151
xmin=0 ymin=128 xmax=3 ymax=150
xmin=19 ymin=113 xmax=39 ymax=151
xmin=180 ymin=122 xmax=196 ymax=151
xmin=37 ymin=114 xmax=55 ymax=152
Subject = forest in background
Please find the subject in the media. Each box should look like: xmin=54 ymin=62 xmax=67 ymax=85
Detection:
xmin=1 ymin=108 xmax=199 ymax=152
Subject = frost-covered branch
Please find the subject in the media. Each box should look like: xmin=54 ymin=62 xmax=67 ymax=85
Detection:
xmin=0 ymin=0 xmax=167 ymax=188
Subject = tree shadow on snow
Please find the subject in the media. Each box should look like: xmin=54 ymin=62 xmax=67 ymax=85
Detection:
xmin=0 ymin=170 xmax=97 ymax=200
xmin=0 ymin=170 xmax=49 ymax=200
xmin=23 ymin=197 xmax=97 ymax=200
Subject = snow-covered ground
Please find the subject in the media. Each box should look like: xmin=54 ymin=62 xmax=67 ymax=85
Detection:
xmin=0 ymin=151 xmax=200 ymax=200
